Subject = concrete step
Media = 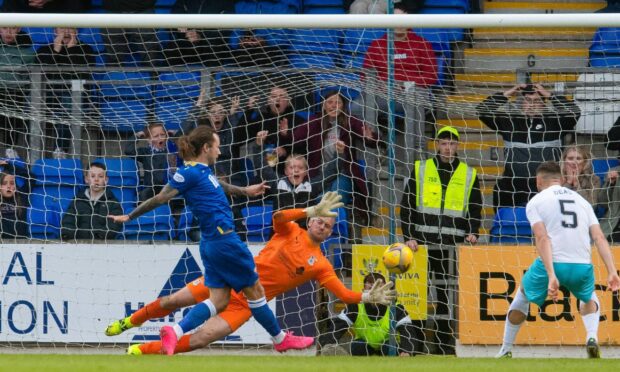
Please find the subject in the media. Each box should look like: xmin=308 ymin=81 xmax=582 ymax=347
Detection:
xmin=462 ymin=48 xmax=589 ymax=70
xmin=483 ymin=1 xmax=605 ymax=13
xmin=472 ymin=27 xmax=596 ymax=42
xmin=454 ymin=72 xmax=579 ymax=89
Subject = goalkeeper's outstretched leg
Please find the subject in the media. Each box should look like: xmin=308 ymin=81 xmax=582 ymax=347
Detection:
xmin=105 ymin=283 xmax=203 ymax=336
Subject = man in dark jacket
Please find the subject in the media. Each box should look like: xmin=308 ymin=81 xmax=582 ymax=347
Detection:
xmin=476 ymin=83 xmax=580 ymax=208
xmin=400 ymin=126 xmax=481 ymax=355
xmin=61 ymin=162 xmax=123 ymax=240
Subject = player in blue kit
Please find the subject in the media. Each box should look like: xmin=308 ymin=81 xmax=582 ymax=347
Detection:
xmin=109 ymin=126 xmax=317 ymax=355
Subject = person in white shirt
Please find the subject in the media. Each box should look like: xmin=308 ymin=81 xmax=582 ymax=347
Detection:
xmin=496 ymin=161 xmax=620 ymax=359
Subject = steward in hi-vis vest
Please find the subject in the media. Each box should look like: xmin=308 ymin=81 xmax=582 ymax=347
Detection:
xmin=399 ymin=125 xmax=482 ymax=355
xmin=400 ymin=126 xmax=482 ymax=247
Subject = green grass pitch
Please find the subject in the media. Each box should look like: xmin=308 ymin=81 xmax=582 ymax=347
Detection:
xmin=0 ymin=355 xmax=617 ymax=372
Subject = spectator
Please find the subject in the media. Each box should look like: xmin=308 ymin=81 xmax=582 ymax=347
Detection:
xmin=125 ymin=122 xmax=178 ymax=202
xmin=162 ymin=0 xmax=235 ymax=67
xmin=561 ymin=145 xmax=600 ymax=206
xmin=348 ymin=0 xmax=423 ymax=14
xmin=599 ymin=166 xmax=620 ymax=243
xmin=231 ymin=29 xmax=289 ymax=68
xmin=0 ymin=172 xmax=27 ymax=238
xmin=240 ymin=86 xmax=299 ymax=168
xmin=180 ymin=96 xmax=243 ymax=181
xmin=253 ymin=152 xmax=320 ymax=215
xmin=293 ymin=91 xmax=378 ymax=223
xmin=0 ymin=27 xmax=35 ymax=158
xmin=36 ymin=27 xmax=96 ymax=157
xmin=61 ymin=162 xmax=123 ymax=240
xmin=399 ymin=126 xmax=481 ymax=355
xmin=101 ymin=0 xmax=163 ymax=66
xmin=476 ymin=83 xmax=580 ymax=209
xmin=318 ymin=272 xmax=419 ymax=356
xmin=355 ymin=3 xmax=437 ymax=178
xmin=1 ymin=0 xmax=88 ymax=12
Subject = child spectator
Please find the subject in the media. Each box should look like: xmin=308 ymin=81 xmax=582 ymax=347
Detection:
xmin=125 ymin=122 xmax=178 ymax=202
xmin=61 ymin=162 xmax=123 ymax=241
xmin=561 ymin=145 xmax=600 ymax=206
xmin=0 ymin=172 xmax=27 ymax=238
xmin=253 ymin=152 xmax=319 ymax=215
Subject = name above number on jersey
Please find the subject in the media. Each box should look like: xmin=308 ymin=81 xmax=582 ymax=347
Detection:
xmin=208 ymin=174 xmax=220 ymax=188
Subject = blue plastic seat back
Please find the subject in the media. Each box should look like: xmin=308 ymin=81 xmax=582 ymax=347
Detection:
xmin=342 ymin=28 xmax=386 ymax=54
xmin=24 ymin=27 xmax=55 ymax=50
xmin=32 ymin=158 xmax=84 ymax=186
xmin=93 ymin=158 xmax=139 ymax=186
xmin=99 ymin=100 xmax=149 ymax=132
xmin=242 ymin=204 xmax=274 ymax=242
xmin=290 ymin=29 xmax=341 ymax=54
xmin=156 ymin=71 xmax=201 ymax=98
xmin=289 ymin=54 xmax=336 ymax=69
xmin=123 ymin=204 xmax=173 ymax=240
xmin=593 ymin=158 xmax=620 ymax=185
xmin=94 ymin=71 xmax=152 ymax=98
xmin=490 ymin=207 xmax=533 ymax=243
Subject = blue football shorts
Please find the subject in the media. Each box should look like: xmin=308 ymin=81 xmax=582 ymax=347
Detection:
xmin=522 ymin=257 xmax=594 ymax=307
xmin=199 ymin=232 xmax=258 ymax=293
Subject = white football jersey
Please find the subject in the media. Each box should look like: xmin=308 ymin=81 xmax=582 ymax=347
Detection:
xmin=526 ymin=184 xmax=599 ymax=264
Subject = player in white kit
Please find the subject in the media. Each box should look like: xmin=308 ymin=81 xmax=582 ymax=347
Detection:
xmin=496 ymin=161 xmax=620 ymax=359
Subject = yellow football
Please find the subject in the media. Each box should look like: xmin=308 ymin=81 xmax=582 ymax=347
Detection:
xmin=382 ymin=242 xmax=414 ymax=274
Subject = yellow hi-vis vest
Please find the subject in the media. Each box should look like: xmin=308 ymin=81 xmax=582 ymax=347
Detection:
xmin=352 ymin=304 xmax=390 ymax=350
xmin=414 ymin=158 xmax=476 ymax=237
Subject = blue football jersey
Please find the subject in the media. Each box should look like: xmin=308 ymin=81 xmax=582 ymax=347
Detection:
xmin=168 ymin=161 xmax=234 ymax=239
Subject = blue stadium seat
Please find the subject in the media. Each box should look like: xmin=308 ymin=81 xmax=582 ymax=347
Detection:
xmin=31 ymin=158 xmax=84 ymax=186
xmin=95 ymin=71 xmax=152 ymax=132
xmin=490 ymin=207 xmax=533 ymax=243
xmin=303 ymin=6 xmax=345 ymax=13
xmin=123 ymin=204 xmax=174 ymax=240
xmin=93 ymin=158 xmax=139 ymax=212
xmin=155 ymin=71 xmax=201 ymax=132
xmin=23 ymin=27 xmax=55 ymax=50
xmin=242 ymin=204 xmax=274 ymax=242
xmin=341 ymin=28 xmax=385 ymax=69
xmin=290 ymin=29 xmax=341 ymax=54
xmin=28 ymin=184 xmax=80 ymax=240
xmin=420 ymin=6 xmax=466 ymax=14
xmin=592 ymin=158 xmax=620 ymax=185
xmin=78 ymin=28 xmax=105 ymax=65
xmin=235 ymin=1 xmax=295 ymax=14
xmin=424 ymin=0 xmax=469 ymax=12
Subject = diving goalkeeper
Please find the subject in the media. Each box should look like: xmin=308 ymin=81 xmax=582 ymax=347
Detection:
xmin=106 ymin=204 xmax=396 ymax=355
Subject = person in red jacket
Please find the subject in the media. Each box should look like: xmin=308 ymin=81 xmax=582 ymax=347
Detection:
xmin=356 ymin=3 xmax=438 ymax=179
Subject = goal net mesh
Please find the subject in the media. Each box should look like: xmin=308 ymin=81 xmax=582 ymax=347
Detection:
xmin=1 ymin=14 xmax=619 ymax=357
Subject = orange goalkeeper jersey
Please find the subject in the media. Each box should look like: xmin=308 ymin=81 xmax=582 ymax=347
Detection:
xmin=253 ymin=209 xmax=362 ymax=304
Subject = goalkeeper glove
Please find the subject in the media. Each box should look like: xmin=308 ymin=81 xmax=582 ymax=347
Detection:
xmin=361 ymin=280 xmax=397 ymax=305
xmin=304 ymin=191 xmax=344 ymax=218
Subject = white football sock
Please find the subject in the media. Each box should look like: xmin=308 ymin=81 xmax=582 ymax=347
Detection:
xmin=582 ymin=293 xmax=600 ymax=342
xmin=172 ymin=324 xmax=184 ymax=340
xmin=500 ymin=288 xmax=529 ymax=351
xmin=272 ymin=331 xmax=286 ymax=344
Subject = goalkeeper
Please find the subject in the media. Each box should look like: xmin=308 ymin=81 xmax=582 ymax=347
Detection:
xmin=106 ymin=200 xmax=396 ymax=355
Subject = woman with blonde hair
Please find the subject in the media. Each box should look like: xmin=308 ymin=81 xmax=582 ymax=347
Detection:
xmin=561 ymin=145 xmax=600 ymax=205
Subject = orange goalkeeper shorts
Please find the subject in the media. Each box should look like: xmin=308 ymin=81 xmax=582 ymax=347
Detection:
xmin=185 ymin=276 xmax=252 ymax=332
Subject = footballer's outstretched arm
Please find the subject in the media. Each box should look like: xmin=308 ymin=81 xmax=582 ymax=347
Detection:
xmin=108 ymin=185 xmax=179 ymax=223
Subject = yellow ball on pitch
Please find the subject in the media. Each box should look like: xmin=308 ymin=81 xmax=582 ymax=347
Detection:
xmin=382 ymin=242 xmax=414 ymax=274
